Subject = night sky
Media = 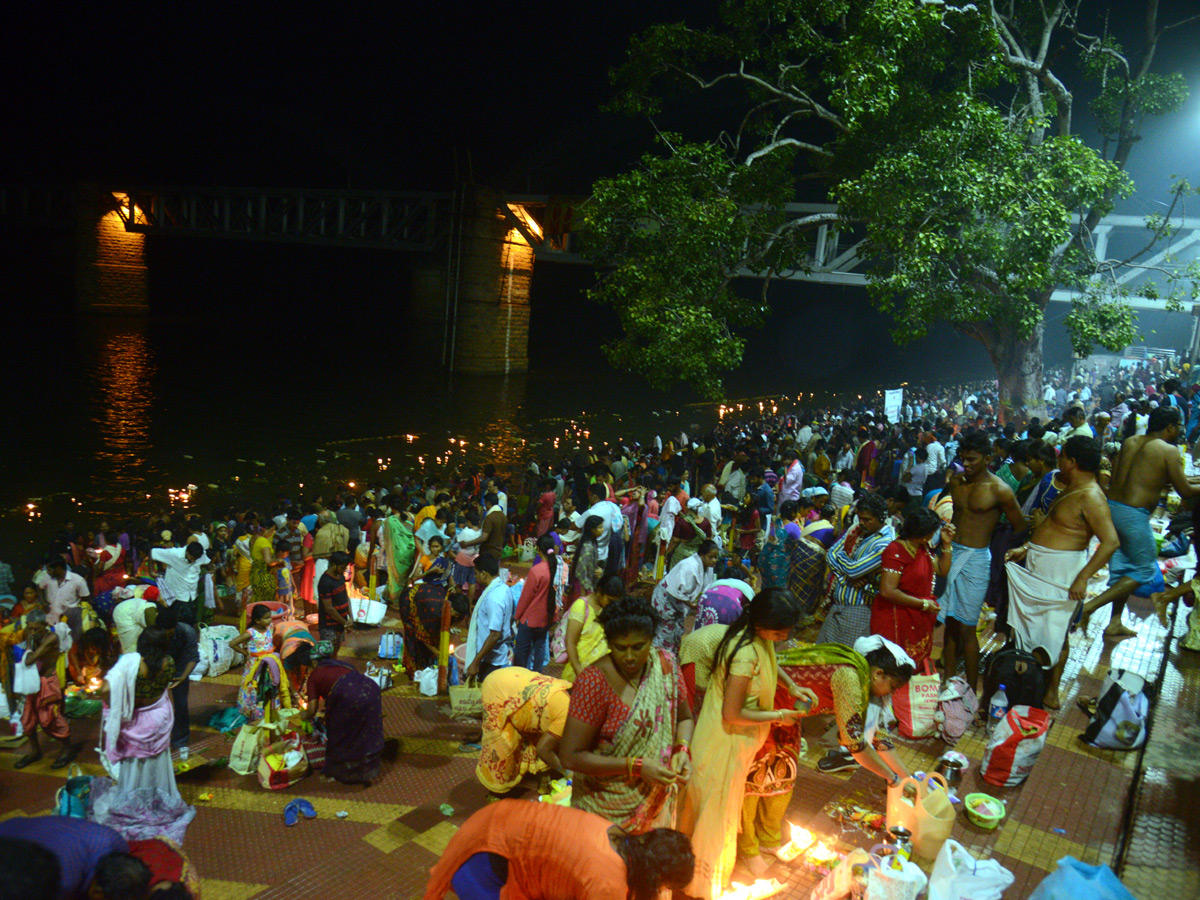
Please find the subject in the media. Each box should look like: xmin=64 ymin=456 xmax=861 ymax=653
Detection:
xmin=2 ymin=2 xmax=1197 ymax=376
xmin=5 ymin=2 xmax=1195 ymax=198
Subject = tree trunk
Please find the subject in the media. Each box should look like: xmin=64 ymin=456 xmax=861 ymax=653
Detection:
xmin=973 ymin=320 xmax=1045 ymax=424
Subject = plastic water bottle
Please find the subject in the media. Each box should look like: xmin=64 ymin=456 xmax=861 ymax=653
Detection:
xmin=987 ymin=684 xmax=1009 ymax=736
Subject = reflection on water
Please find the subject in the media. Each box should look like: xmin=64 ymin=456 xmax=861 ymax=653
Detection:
xmin=88 ymin=320 xmax=159 ymax=505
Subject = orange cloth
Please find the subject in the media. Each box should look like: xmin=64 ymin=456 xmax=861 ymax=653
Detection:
xmin=423 ymin=800 xmax=628 ymax=900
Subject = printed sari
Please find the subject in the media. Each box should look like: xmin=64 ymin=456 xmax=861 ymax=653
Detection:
xmin=400 ymin=580 xmax=447 ymax=674
xmin=477 ymin=668 xmax=571 ymax=793
xmin=570 ymin=649 xmax=682 ymax=834
xmin=384 ymin=514 xmax=416 ymax=603
xmin=310 ymin=660 xmax=384 ymax=784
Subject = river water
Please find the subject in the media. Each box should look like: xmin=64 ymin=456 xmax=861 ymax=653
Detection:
xmin=1 ymin=235 xmax=1012 ymax=559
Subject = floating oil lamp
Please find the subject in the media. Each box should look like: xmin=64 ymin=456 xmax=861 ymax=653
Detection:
xmin=775 ymin=823 xmax=813 ymax=862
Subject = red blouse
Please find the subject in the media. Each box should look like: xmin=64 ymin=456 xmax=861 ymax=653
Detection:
xmin=568 ymin=652 xmax=687 ymax=742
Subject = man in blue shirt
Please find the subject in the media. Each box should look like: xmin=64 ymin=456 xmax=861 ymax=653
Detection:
xmin=464 ymin=554 xmax=513 ymax=682
xmin=0 ymin=816 xmax=144 ymax=900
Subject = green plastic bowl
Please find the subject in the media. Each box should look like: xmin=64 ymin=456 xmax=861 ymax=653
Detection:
xmin=964 ymin=793 xmax=1005 ymax=829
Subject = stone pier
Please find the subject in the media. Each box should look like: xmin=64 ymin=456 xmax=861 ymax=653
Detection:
xmin=74 ymin=185 xmax=148 ymax=312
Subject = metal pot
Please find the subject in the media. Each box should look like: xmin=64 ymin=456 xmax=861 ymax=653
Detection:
xmin=935 ymin=758 xmax=964 ymax=786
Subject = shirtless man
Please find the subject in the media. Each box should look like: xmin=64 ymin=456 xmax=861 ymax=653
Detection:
xmin=1005 ymin=436 xmax=1118 ymax=707
xmin=1080 ymin=406 xmax=1200 ymax=636
xmin=941 ymin=431 xmax=1026 ymax=692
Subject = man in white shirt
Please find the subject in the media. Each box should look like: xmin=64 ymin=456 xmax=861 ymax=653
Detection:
xmin=151 ymin=542 xmax=209 ymax=624
xmin=700 ymin=484 xmax=724 ymax=549
xmin=795 ymin=423 xmax=814 ymax=452
xmin=925 ymin=437 xmax=947 ymax=473
xmin=583 ymin=483 xmax=624 ymax=576
xmin=40 ymin=559 xmax=89 ymax=638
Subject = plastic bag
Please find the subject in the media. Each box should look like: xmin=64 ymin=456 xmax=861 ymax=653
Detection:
xmin=448 ymin=681 xmax=484 ymax=719
xmin=1081 ymin=669 xmax=1150 ymax=750
xmin=811 ymin=848 xmax=873 ymax=900
xmin=414 ymin=666 xmax=439 ymax=696
xmin=894 ymin=659 xmax=939 ymax=739
xmin=257 ymin=732 xmax=310 ymax=790
xmin=1027 ymin=856 xmax=1136 ymax=900
xmin=981 ymin=705 xmax=1050 ymax=787
xmin=928 ymin=840 xmax=1013 ymax=900
xmin=13 ymin=658 xmax=41 ymax=695
xmin=865 ymin=858 xmax=927 ymax=900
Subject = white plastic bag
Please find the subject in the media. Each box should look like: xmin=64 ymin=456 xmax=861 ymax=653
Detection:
xmin=415 ymin=666 xmax=439 ymax=696
xmin=13 ymin=659 xmax=41 ymax=695
xmin=200 ymin=624 xmax=244 ymax=678
xmin=928 ymin=840 xmax=1014 ymax=900
xmin=865 ymin=858 xmax=927 ymax=900
xmin=350 ymin=595 xmax=386 ymax=626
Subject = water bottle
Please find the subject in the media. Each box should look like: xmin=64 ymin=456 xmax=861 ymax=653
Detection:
xmin=987 ymin=684 xmax=1009 ymax=736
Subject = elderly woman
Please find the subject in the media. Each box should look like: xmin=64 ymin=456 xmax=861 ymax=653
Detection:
xmin=558 ymin=596 xmax=694 ymax=834
xmin=476 ymin=667 xmax=572 ymax=793
xmin=302 ymin=640 xmax=385 ymax=785
xmin=650 ymin=540 xmax=719 ymax=654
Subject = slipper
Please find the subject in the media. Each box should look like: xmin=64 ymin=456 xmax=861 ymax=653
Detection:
xmin=13 ymin=754 xmax=40 ymax=769
xmin=1076 ymin=697 xmax=1098 ymax=717
xmin=50 ymin=744 xmax=81 ymax=770
xmin=283 ymin=800 xmax=300 ymax=827
xmin=296 ymin=798 xmax=317 ymax=819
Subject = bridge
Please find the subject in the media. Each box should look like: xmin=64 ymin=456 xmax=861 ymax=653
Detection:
xmin=2 ymin=184 xmax=1195 ymax=373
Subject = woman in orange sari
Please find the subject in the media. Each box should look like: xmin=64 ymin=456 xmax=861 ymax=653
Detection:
xmin=871 ymin=508 xmax=953 ymax=665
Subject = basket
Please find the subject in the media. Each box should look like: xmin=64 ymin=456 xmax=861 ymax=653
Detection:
xmin=964 ymin=793 xmax=1006 ymax=829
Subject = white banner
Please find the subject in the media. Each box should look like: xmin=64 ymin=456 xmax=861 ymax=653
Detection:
xmin=884 ymin=389 xmax=904 ymax=424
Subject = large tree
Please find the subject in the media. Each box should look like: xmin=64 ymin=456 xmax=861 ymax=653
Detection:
xmin=586 ymin=0 xmax=1198 ymax=409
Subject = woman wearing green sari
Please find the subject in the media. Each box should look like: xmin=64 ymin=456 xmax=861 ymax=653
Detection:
xmin=383 ymin=495 xmax=417 ymax=604
xmin=558 ymin=596 xmax=694 ymax=834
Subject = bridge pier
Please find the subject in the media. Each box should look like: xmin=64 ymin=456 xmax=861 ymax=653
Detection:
xmin=412 ymin=188 xmax=531 ymax=375
xmin=75 ymin=185 xmax=148 ymax=313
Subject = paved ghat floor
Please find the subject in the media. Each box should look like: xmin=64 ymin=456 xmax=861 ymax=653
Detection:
xmin=1 ymin=594 xmax=1195 ymax=900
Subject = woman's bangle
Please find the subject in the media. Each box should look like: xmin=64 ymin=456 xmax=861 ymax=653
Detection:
xmin=632 ymin=757 xmax=643 ymax=777
xmin=626 ymin=756 xmax=634 ymax=777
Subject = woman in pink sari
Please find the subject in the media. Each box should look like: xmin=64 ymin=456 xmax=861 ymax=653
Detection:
xmin=96 ymin=627 xmax=195 ymax=841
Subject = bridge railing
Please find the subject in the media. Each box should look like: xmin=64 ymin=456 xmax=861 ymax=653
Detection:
xmin=118 ymin=187 xmax=452 ymax=251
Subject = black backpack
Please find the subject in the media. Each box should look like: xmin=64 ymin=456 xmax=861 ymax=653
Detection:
xmin=982 ymin=643 xmax=1045 ymax=711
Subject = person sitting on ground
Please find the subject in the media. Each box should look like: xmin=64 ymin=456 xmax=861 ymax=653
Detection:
xmin=423 ymin=799 xmax=694 ymax=900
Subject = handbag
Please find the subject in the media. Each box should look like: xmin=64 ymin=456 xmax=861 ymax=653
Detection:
xmin=256 ymin=732 xmax=310 ymax=790
xmin=550 ymin=597 xmax=588 ymax=664
xmin=893 ymin=658 xmax=940 ymax=739
xmin=229 ymin=720 xmax=278 ymax=776
xmin=12 ymin=657 xmax=42 ymax=695
xmin=1080 ymin=668 xmax=1150 ymax=750
xmin=448 ymin=679 xmax=484 ymax=720
xmin=55 ymin=764 xmax=93 ymax=818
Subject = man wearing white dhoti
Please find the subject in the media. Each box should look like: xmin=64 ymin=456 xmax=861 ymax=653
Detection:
xmin=1005 ymin=436 xmax=1119 ymax=708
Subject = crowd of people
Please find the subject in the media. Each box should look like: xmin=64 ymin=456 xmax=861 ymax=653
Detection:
xmin=2 ymin=351 xmax=1197 ymax=899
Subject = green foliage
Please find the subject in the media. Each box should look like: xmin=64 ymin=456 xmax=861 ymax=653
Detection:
xmin=589 ymin=0 xmax=1195 ymax=400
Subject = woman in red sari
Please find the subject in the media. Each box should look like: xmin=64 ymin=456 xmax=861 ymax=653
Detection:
xmin=855 ymin=430 xmax=878 ymax=488
xmin=871 ymin=508 xmax=954 ymax=665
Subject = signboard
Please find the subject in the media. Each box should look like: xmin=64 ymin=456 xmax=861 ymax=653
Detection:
xmin=884 ymin=389 xmax=904 ymax=424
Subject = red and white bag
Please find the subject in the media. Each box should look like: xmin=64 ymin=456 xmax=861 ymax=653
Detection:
xmin=937 ymin=676 xmax=979 ymax=746
xmin=981 ymin=705 xmax=1050 ymax=787
xmin=894 ymin=659 xmax=940 ymax=739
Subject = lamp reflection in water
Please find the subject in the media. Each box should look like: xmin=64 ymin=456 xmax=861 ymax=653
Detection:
xmin=91 ymin=321 xmax=158 ymax=505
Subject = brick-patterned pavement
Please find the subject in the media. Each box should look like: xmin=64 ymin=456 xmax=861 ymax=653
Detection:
xmin=1 ymin=590 xmax=1194 ymax=899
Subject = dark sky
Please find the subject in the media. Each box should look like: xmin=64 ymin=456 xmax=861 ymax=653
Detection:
xmin=3 ymin=2 xmax=1195 ymax=201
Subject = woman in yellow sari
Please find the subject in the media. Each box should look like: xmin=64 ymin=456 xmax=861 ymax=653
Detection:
xmin=476 ymin=667 xmax=571 ymax=793
xmin=676 ymin=587 xmax=807 ymax=899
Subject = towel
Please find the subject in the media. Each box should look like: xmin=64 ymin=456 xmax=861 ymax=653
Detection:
xmin=103 ymin=653 xmax=142 ymax=759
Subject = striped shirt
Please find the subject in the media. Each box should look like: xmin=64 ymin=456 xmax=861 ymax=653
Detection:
xmin=825 ymin=524 xmax=894 ymax=607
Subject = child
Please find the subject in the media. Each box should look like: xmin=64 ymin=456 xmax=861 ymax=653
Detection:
xmin=736 ymin=492 xmax=761 ymax=565
xmin=450 ymin=512 xmax=482 ymax=601
xmin=273 ymin=539 xmax=295 ymax=616
xmin=228 ymin=604 xmax=287 ymax=723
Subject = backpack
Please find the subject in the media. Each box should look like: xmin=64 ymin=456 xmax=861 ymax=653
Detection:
xmin=1080 ymin=668 xmax=1153 ymax=750
xmin=936 ymin=676 xmax=979 ymax=745
xmin=983 ymin=643 xmax=1045 ymax=712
